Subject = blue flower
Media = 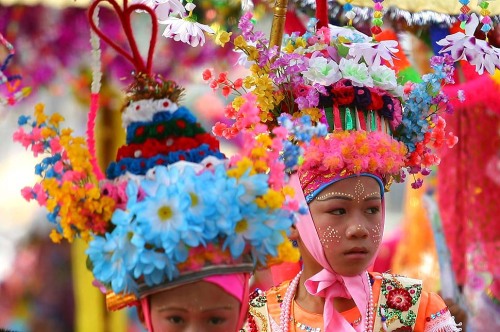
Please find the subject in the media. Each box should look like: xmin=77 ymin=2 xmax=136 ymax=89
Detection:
xmin=86 ymin=227 xmax=141 ymax=294
xmin=134 ymin=182 xmax=190 ymax=253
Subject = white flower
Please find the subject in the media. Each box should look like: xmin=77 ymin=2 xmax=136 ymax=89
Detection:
xmin=370 ymin=65 xmax=398 ymax=91
xmin=155 ymin=0 xmax=185 ymax=21
xmin=346 ymin=39 xmax=398 ymax=67
xmin=339 ymin=58 xmax=373 ymax=87
xmin=301 ymin=57 xmax=342 ymax=86
xmin=437 ymin=14 xmax=500 ymax=75
xmin=160 ymin=17 xmax=214 ymax=47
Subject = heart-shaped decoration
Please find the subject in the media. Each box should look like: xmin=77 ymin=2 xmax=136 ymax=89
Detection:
xmin=88 ymin=0 xmax=159 ymax=75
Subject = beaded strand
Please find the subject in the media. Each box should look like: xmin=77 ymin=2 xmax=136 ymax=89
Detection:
xmin=277 ymin=271 xmax=375 ymax=332
xmin=344 ymin=0 xmax=356 ymax=26
xmin=478 ymin=0 xmax=493 ymax=39
xmin=371 ymin=0 xmax=385 ymax=36
xmin=458 ymin=0 xmax=471 ymax=30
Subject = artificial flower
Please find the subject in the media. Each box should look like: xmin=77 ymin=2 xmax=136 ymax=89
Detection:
xmin=339 ymin=58 xmax=373 ymax=87
xmin=437 ymin=14 xmax=500 ymax=75
xmin=160 ymin=17 xmax=214 ymax=47
xmin=301 ymin=56 xmax=342 ymax=86
xmin=370 ymin=65 xmax=398 ymax=91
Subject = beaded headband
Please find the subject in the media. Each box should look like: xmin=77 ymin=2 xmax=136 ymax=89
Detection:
xmin=208 ymin=0 xmax=461 ymax=196
xmin=14 ymin=0 xmax=302 ymax=310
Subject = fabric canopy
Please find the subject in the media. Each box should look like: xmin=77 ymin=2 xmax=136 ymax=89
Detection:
xmin=336 ymin=0 xmax=500 ymax=15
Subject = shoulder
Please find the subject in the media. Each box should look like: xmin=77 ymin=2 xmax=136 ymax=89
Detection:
xmin=372 ymin=273 xmax=460 ymax=332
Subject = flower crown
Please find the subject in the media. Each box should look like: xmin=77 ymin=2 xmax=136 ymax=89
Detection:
xmin=207 ymin=12 xmax=461 ymax=190
xmin=14 ymin=0 xmax=302 ymax=310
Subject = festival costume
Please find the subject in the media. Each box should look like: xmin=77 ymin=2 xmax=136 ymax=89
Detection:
xmin=13 ymin=1 xmax=304 ymax=331
xmin=206 ymin=0 xmax=471 ymax=331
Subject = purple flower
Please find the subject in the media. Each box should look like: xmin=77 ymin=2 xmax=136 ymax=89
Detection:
xmin=411 ymin=178 xmax=424 ymax=189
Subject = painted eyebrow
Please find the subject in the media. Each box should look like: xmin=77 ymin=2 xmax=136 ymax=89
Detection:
xmin=157 ymin=306 xmax=234 ymax=313
xmin=316 ymin=193 xmax=382 ymax=201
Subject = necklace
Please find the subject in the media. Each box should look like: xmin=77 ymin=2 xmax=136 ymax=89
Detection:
xmin=278 ymin=271 xmax=374 ymax=332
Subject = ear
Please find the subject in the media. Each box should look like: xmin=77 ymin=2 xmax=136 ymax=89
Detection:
xmin=289 ymin=224 xmax=300 ymax=241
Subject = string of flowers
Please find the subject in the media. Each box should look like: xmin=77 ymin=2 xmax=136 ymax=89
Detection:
xmin=396 ymin=54 xmax=460 ymax=188
xmin=13 ymin=104 xmax=115 ymax=243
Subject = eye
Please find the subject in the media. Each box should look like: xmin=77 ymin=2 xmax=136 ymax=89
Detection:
xmin=329 ymin=208 xmax=346 ymax=215
xmin=208 ymin=317 xmax=226 ymax=325
xmin=167 ymin=315 xmax=185 ymax=324
xmin=366 ymin=207 xmax=380 ymax=214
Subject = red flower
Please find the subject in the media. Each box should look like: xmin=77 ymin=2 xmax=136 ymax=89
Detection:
xmin=331 ymin=80 xmax=355 ymax=106
xmin=233 ymin=78 xmax=243 ymax=89
xmin=386 ymin=288 xmax=412 ymax=311
xmin=212 ymin=122 xmax=228 ymax=137
xmin=202 ymin=68 xmax=213 ymax=81
xmin=393 ymin=327 xmax=413 ymax=332
xmin=222 ymin=85 xmax=232 ymax=97
xmin=368 ymin=90 xmax=384 ymax=110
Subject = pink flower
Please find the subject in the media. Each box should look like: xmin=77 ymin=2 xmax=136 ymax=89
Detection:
xmin=54 ymin=161 xmax=64 ymax=174
xmin=12 ymin=128 xmax=32 ymax=148
xmin=21 ymin=187 xmax=34 ymax=201
xmin=49 ymin=137 xmax=62 ymax=154
xmin=31 ymin=142 xmax=45 ymax=157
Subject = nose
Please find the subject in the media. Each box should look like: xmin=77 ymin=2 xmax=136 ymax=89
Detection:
xmin=345 ymin=223 xmax=369 ymax=239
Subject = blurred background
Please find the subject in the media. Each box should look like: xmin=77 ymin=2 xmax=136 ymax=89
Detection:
xmin=1 ymin=0 xmax=499 ymax=331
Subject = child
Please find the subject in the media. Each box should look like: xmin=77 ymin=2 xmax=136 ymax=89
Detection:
xmin=209 ymin=7 xmax=464 ymax=331
xmin=14 ymin=1 xmax=301 ymax=331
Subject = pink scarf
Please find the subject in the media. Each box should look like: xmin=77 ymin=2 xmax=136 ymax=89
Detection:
xmin=290 ymin=174 xmax=384 ymax=332
xmin=141 ymin=273 xmax=250 ymax=332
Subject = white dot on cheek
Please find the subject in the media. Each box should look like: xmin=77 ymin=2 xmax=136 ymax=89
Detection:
xmin=318 ymin=226 xmax=342 ymax=247
xmin=369 ymin=224 xmax=383 ymax=245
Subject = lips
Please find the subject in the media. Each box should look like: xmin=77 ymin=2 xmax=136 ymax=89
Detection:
xmin=344 ymin=247 xmax=369 ymax=255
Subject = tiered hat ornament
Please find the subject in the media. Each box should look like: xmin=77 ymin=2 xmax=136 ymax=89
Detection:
xmin=13 ymin=0 xmax=306 ymax=310
xmin=207 ymin=0 xmax=462 ymax=194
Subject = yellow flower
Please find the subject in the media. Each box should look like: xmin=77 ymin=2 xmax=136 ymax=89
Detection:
xmin=50 ymin=229 xmax=63 ymax=244
xmin=262 ymin=189 xmax=284 ymax=209
xmin=282 ymin=185 xmax=295 ymax=197
xmin=49 ymin=113 xmax=65 ymax=127
xmin=234 ymin=35 xmax=247 ymax=48
xmin=41 ymin=127 xmax=56 ymax=139
xmin=215 ymin=30 xmax=232 ymax=47
xmin=295 ymin=37 xmax=306 ymax=49
xmin=284 ymin=40 xmax=295 ymax=53
xmin=34 ymin=103 xmax=48 ymax=125
xmin=232 ymin=96 xmax=246 ymax=111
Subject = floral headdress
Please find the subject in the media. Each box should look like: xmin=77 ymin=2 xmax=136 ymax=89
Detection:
xmin=13 ymin=0 xmax=302 ymax=310
xmin=207 ymin=2 xmax=462 ymax=196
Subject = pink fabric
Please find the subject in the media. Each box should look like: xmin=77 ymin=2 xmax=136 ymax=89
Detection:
xmin=140 ymin=273 xmax=250 ymax=332
xmin=140 ymin=297 xmax=154 ymax=332
xmin=290 ymin=174 xmax=383 ymax=332
xmin=204 ymin=273 xmax=250 ymax=330
xmin=438 ymin=63 xmax=500 ymax=283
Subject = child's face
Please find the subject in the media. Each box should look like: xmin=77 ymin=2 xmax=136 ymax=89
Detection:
xmin=308 ymin=176 xmax=383 ymax=276
xmin=149 ymin=280 xmax=241 ymax=332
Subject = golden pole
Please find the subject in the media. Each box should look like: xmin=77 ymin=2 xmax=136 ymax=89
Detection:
xmin=269 ymin=0 xmax=289 ymax=48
